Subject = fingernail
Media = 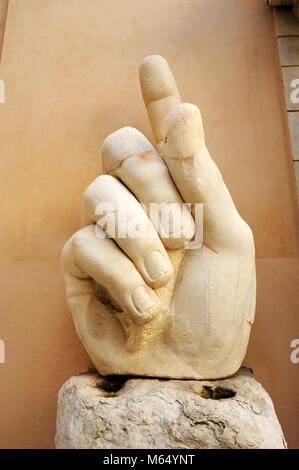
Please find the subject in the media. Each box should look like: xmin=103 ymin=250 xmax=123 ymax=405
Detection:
xmin=131 ymin=286 xmax=158 ymax=322
xmin=144 ymin=250 xmax=173 ymax=286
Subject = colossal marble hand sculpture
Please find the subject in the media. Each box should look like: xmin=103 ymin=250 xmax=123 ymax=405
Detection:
xmin=62 ymin=56 xmax=256 ymax=379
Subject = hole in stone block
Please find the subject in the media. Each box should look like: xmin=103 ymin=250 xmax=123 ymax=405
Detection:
xmin=201 ymin=385 xmax=236 ymax=400
xmin=97 ymin=376 xmax=130 ymax=394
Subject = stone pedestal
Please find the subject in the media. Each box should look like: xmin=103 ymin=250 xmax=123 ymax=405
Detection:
xmin=55 ymin=368 xmax=287 ymax=449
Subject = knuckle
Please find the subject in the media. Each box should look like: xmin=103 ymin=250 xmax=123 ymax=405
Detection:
xmin=83 ymin=175 xmax=112 ymax=202
xmin=82 ymin=175 xmax=117 ymax=222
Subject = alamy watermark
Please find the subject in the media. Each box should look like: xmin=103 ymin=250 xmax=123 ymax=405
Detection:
xmin=94 ymin=201 xmax=203 ymax=249
xmin=290 ymin=78 xmax=299 ymax=104
xmin=290 ymin=339 xmax=299 ymax=364
xmin=0 ymin=80 xmax=5 ymax=103
xmin=0 ymin=339 xmax=5 ymax=363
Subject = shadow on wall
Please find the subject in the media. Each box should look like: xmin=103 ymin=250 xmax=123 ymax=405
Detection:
xmin=268 ymin=1 xmax=299 ymax=19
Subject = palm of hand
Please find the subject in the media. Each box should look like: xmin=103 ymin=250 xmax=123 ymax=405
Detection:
xmin=62 ymin=56 xmax=256 ymax=379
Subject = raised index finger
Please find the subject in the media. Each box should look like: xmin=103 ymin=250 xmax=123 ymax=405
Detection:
xmin=139 ymin=55 xmax=181 ymax=147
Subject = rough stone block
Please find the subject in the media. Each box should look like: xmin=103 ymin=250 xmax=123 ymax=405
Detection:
xmin=55 ymin=368 xmax=287 ymax=449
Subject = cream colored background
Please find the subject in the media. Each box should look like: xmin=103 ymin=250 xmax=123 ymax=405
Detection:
xmin=0 ymin=0 xmax=298 ymax=448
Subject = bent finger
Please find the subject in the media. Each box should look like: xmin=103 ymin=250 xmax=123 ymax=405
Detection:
xmin=62 ymin=225 xmax=165 ymax=351
xmin=81 ymin=174 xmax=174 ymax=288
